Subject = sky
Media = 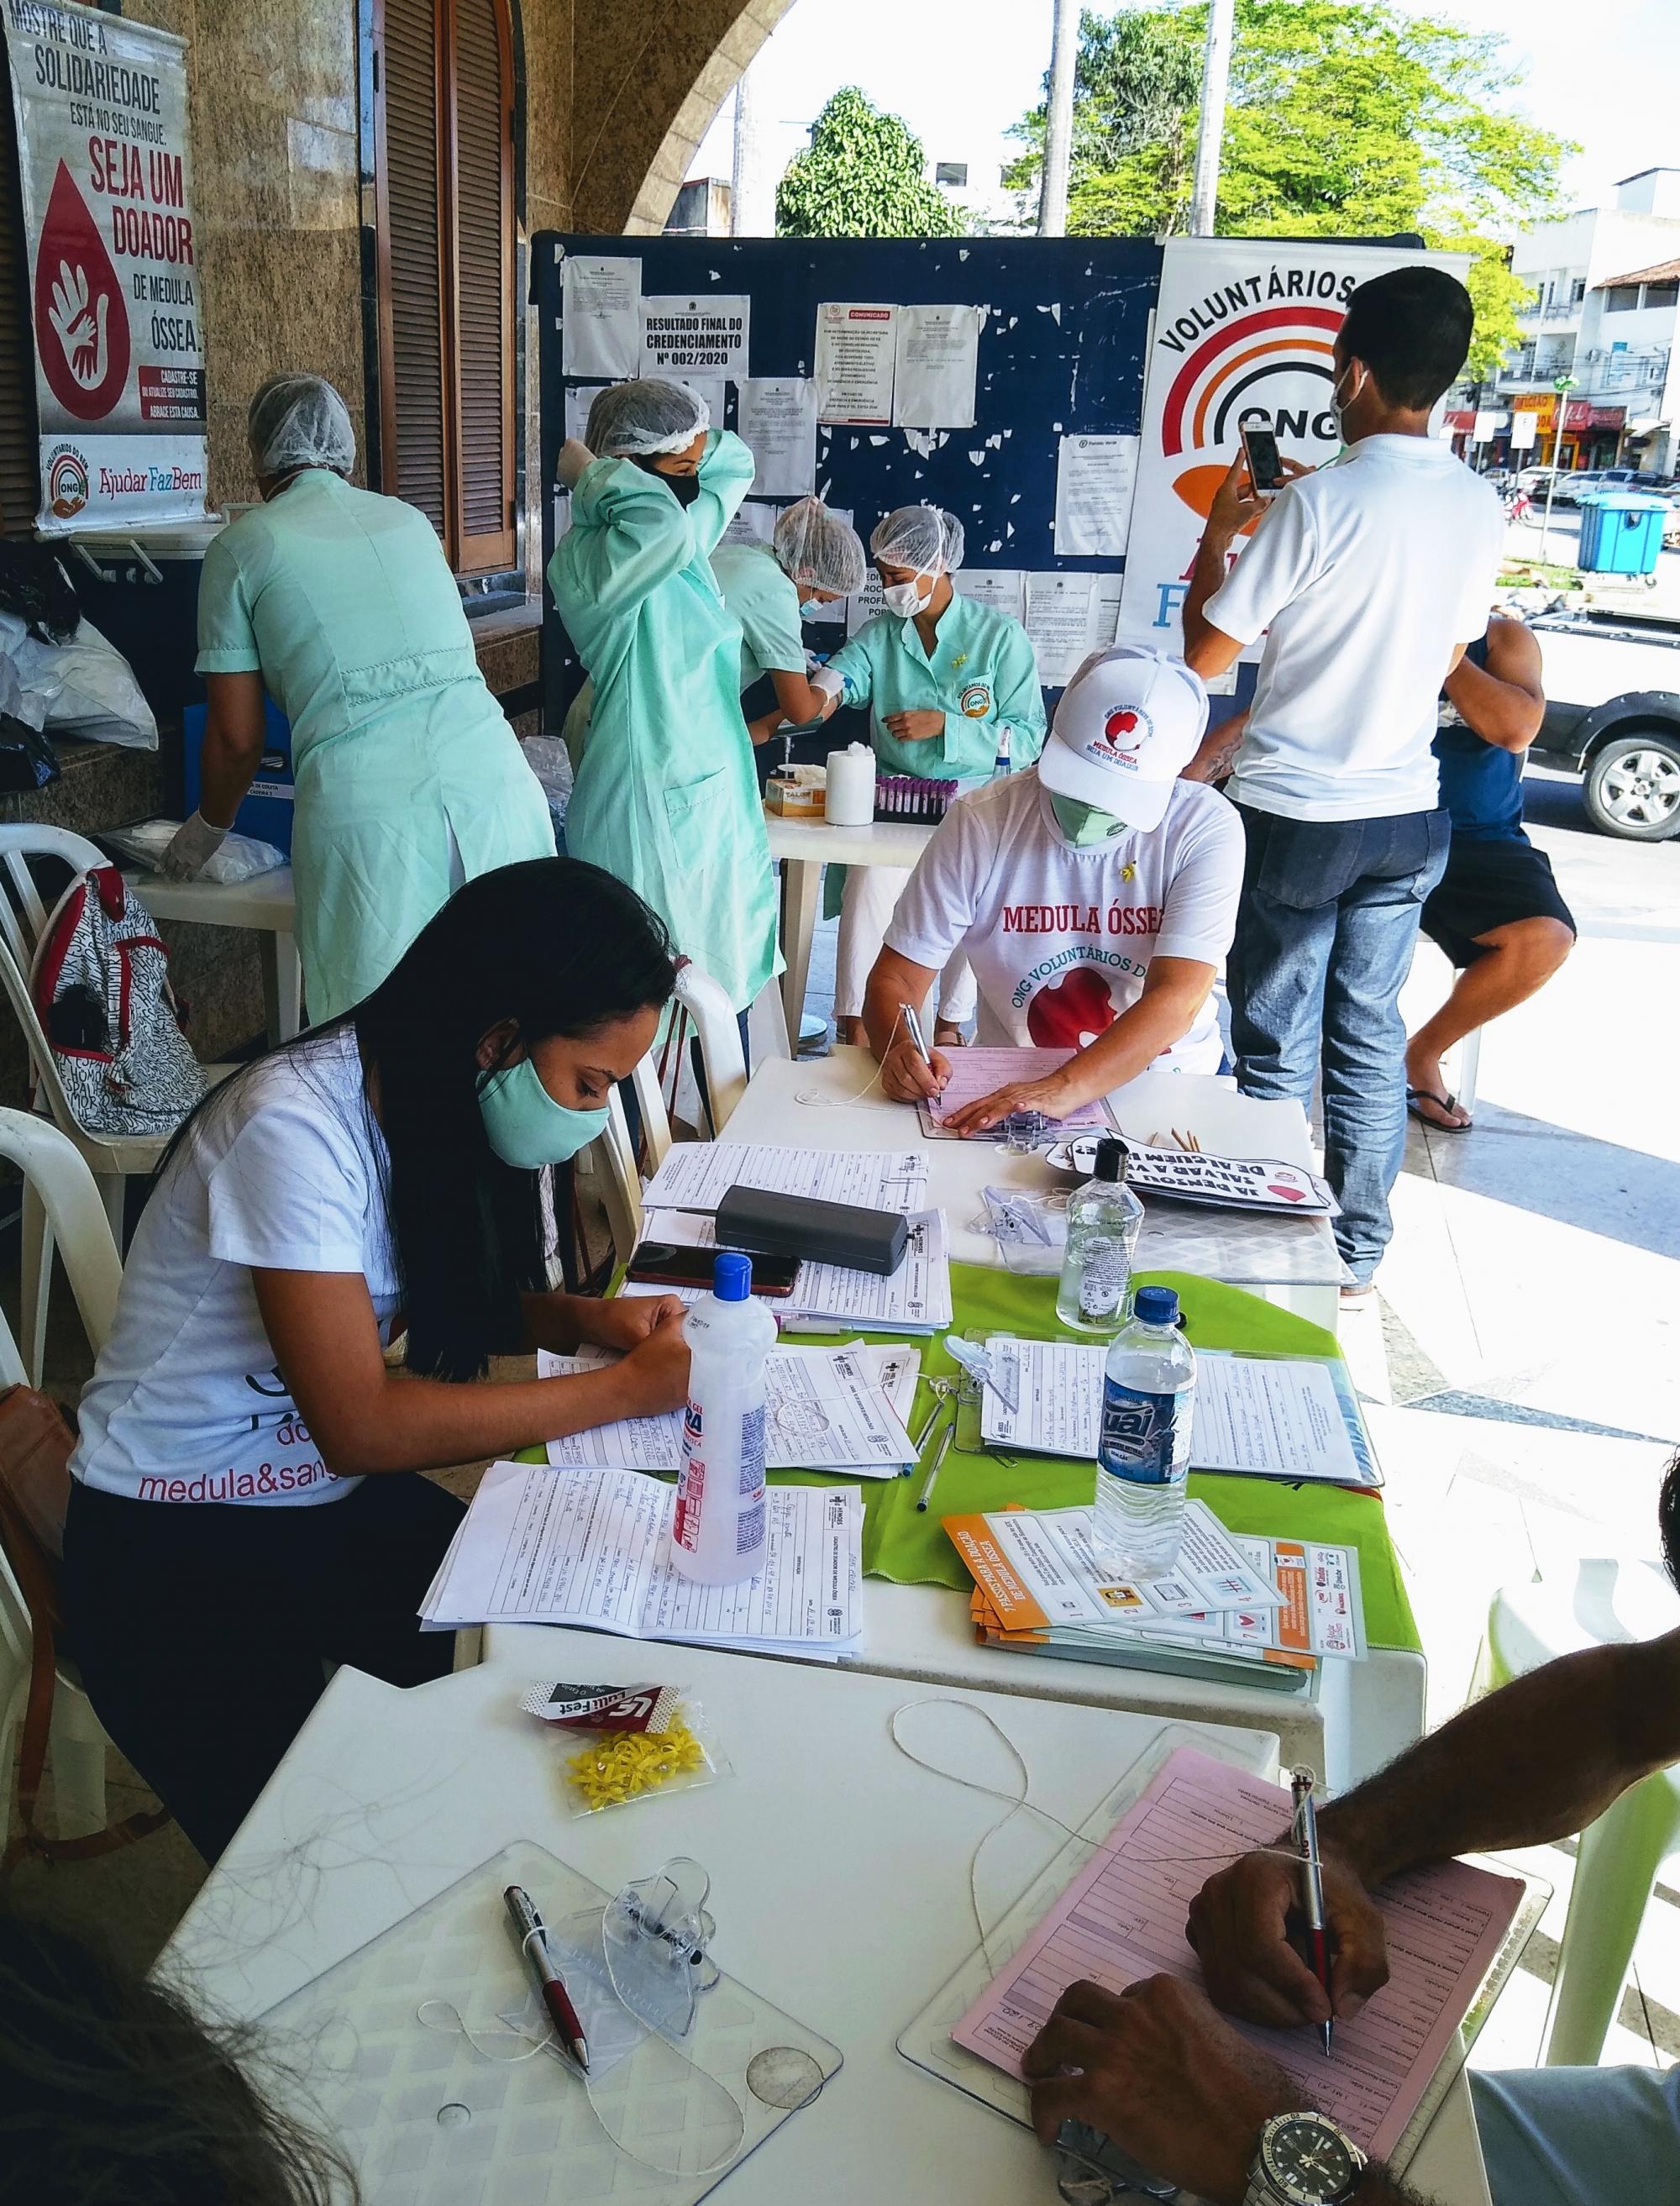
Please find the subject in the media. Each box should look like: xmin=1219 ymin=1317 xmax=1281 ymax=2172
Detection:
xmin=693 ymin=0 xmax=1680 ymax=227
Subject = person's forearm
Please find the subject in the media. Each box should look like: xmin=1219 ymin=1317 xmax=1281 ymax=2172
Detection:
xmin=1320 ymin=1634 xmax=1680 ymax=1887
xmin=518 ymin=1290 xmax=617 ymax=1355
xmin=320 ymin=1363 xmax=644 ymax=1477
xmin=1443 ymin=656 xmax=1543 ymax=752
xmin=1053 ymin=990 xmax=1207 ymax=1107
xmin=862 ymin=953 xmax=937 ymax=1061
xmin=1181 ymin=523 xmax=1239 ymax=661
xmin=197 ymin=722 xmax=265 ymax=829
xmin=771 ymin=670 xmax=830 ymax=727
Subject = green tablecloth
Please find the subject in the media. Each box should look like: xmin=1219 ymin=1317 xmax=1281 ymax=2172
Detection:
xmin=522 ymin=1263 xmax=1420 ymax=1657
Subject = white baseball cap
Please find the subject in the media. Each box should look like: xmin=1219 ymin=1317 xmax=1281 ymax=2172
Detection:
xmin=1038 ymin=644 xmax=1210 ymax=831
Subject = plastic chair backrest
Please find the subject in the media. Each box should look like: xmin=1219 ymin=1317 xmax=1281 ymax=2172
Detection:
xmin=0 ymin=1107 xmax=122 ymax=1363
xmin=589 ymin=1086 xmax=645 ymax=1268
xmin=0 ymin=825 xmax=112 ymax=1137
xmin=628 ymin=1054 xmax=673 ymax=1171
xmin=674 ymin=959 xmax=747 ymax=1132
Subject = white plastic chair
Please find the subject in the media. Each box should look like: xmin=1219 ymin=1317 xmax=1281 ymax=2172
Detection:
xmin=675 ymin=959 xmax=748 ymax=1132
xmin=0 ymin=1107 xmax=123 ymax=1844
xmin=1474 ymin=1557 xmax=1680 ymax=2065
xmin=0 ymin=825 xmax=215 ymax=1382
xmin=588 ymin=1085 xmax=646 ymax=1269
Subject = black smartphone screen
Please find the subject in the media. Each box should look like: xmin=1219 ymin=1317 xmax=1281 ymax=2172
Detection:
xmin=1240 ymin=423 xmax=1285 ymax=491
xmin=625 ymin=1242 xmax=800 ymax=1295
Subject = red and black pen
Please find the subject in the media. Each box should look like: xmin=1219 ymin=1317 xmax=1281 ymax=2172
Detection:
xmin=504 ymin=1883 xmax=590 ymax=2073
xmin=1290 ymin=1767 xmax=1335 ymax=2056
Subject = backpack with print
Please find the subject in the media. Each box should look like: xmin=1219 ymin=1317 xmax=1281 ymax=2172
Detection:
xmin=29 ymin=864 xmax=205 ymax=1138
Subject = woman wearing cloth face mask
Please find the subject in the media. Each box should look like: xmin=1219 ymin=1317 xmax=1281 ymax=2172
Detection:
xmin=62 ymin=859 xmax=690 ymax=1863
xmin=164 ymin=376 xmax=554 ymax=1022
xmin=811 ymin=503 xmax=1047 ymax=1046
xmin=550 ymin=381 xmax=779 ymax=1030
xmin=711 ymin=496 xmax=868 ymax=747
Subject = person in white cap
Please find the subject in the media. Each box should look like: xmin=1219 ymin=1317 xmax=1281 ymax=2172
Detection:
xmin=861 ymin=644 xmax=1244 ymax=1135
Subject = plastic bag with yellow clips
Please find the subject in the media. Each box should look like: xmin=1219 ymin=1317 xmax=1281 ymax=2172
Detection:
xmin=522 ymin=1682 xmax=732 ymax=1817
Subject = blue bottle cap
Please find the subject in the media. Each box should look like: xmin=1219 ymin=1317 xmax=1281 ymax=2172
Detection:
xmin=713 ymin=1250 xmax=753 ymax=1302
xmin=1132 ymin=1285 xmax=1179 ymax=1327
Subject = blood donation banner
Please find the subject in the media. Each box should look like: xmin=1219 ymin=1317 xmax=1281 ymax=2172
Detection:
xmin=1116 ymin=236 xmax=1467 ymax=650
xmin=3 ymin=0 xmax=208 ymax=532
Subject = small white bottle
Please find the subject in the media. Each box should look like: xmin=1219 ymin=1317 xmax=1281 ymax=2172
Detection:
xmin=1055 ymin=1137 xmax=1144 ymax=1336
xmin=672 ymin=1252 xmax=777 ymax=1584
xmin=1094 ymin=1286 xmax=1196 ymax=1578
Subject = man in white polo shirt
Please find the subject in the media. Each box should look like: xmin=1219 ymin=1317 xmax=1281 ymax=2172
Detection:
xmin=1179 ymin=264 xmax=1504 ymax=1293
xmin=862 ymin=643 xmax=1243 ymax=1135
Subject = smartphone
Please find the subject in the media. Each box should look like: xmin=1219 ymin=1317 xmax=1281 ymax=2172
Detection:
xmin=1240 ymin=422 xmax=1286 ymax=495
xmin=625 ymin=1241 xmax=800 ymax=1297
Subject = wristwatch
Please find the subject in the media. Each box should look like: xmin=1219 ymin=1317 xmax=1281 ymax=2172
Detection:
xmin=1243 ymin=2111 xmax=1368 ymax=2204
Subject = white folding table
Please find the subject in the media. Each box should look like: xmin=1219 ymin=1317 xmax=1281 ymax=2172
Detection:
xmin=763 ymin=811 xmax=932 ymax=1041
xmin=130 ymin=866 xmax=303 ymax=1049
xmin=160 ymin=1648 xmax=1490 ymax=2206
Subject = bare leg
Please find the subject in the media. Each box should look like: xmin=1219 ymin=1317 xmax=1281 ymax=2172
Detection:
xmin=1407 ymin=917 xmax=1574 ymax=1127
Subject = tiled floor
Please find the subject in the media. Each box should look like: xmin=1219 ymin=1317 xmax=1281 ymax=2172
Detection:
xmin=9 ymin=758 xmax=1678 ymax=2084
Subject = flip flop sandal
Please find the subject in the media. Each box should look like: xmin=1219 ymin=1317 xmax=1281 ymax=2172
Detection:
xmin=1406 ymin=1085 xmax=1472 ymax=1132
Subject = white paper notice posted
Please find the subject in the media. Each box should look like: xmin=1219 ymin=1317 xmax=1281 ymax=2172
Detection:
xmin=638 ymin=294 xmax=749 ymax=381
xmin=893 ymin=304 xmax=984 ymax=430
xmin=1053 ymin=433 xmax=1141 ymax=556
xmin=1025 ymin=572 xmax=1097 ymax=685
xmin=736 ymin=376 xmax=817 ymax=496
xmin=560 ymin=255 xmax=641 ymax=379
xmin=815 ymin=302 xmax=898 ymax=424
xmin=955 ymin=570 xmax=1027 ymax=622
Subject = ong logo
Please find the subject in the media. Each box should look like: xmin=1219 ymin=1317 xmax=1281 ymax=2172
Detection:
xmin=1159 ymin=302 xmax=1343 ymax=527
xmin=45 ymin=443 xmax=90 ymax=520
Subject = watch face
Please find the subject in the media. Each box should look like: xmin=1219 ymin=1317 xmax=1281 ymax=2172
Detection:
xmin=1263 ymin=2114 xmax=1360 ymax=2203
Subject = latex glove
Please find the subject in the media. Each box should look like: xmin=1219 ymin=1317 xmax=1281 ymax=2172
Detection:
xmin=809 ymin=664 xmax=845 ymax=703
xmin=555 ymin=439 xmax=596 ymax=491
xmin=161 ymin=811 xmax=227 ymax=881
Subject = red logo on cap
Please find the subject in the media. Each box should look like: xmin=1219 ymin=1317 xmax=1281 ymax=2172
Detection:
xmin=1094 ymin=704 xmax=1151 ymax=761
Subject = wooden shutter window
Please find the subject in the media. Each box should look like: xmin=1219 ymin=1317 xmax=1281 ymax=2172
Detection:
xmin=375 ymin=0 xmax=515 ymax=575
xmin=0 ymin=92 xmax=39 ymax=538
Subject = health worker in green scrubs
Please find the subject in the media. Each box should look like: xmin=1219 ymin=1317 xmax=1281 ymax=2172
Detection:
xmin=165 ymin=376 xmax=554 ymax=1022
xmin=812 ymin=502 xmax=1046 ymax=1043
xmin=711 ymin=497 xmax=867 ymax=745
xmin=549 ymin=381 xmax=779 ymax=1019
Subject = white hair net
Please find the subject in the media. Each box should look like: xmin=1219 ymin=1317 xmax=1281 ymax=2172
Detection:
xmin=248 ymin=375 xmax=356 ymax=478
xmin=585 ymin=379 xmax=711 ymax=458
xmin=772 ymin=498 xmax=867 ymax=596
xmin=869 ymin=503 xmax=965 ymax=578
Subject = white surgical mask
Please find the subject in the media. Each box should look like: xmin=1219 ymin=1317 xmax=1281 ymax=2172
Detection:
xmin=1330 ymin=363 xmax=1367 ymax=447
xmin=882 ymin=578 xmax=932 ymax=617
xmin=799 ymin=596 xmax=827 ymax=621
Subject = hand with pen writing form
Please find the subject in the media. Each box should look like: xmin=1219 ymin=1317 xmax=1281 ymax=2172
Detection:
xmin=1186 ymin=1838 xmax=1390 ymax=2031
xmin=879 ymin=1024 xmax=952 ymax=1106
xmin=937 ymin=1065 xmax=1085 ymax=1140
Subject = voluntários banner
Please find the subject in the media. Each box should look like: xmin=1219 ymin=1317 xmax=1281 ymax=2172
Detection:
xmin=1116 ymin=237 xmax=1467 ymax=653
xmin=3 ymin=0 xmax=207 ymax=531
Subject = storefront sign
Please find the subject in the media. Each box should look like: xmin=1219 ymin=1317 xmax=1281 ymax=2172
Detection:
xmin=1116 ymin=237 xmax=1468 ymax=649
xmin=3 ymin=0 xmax=208 ymax=532
xmin=1512 ymin=393 xmax=1557 ymax=433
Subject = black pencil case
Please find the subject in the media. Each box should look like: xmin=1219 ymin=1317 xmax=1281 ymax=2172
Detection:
xmin=714 ymin=1185 xmax=908 ymax=1277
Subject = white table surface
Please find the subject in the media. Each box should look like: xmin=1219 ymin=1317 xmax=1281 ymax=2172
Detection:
xmin=764 ymin=812 xmax=934 ymax=871
xmin=160 ymin=1647 xmax=1488 ymax=2206
xmin=129 ymin=866 xmax=303 ymax=1048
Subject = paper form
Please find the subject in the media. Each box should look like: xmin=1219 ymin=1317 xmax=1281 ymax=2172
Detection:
xmin=640 ymin=1142 xmax=929 ymax=1216
xmin=893 ymin=303 xmax=984 ymax=430
xmin=916 ymin=1047 xmax=1118 ymax=1139
xmin=736 ymin=376 xmax=818 ymax=496
xmin=418 ymin=1463 xmax=863 ymax=1653
xmin=538 ymin=1342 xmax=918 ymax=1475
xmin=955 ymin=569 xmax=1027 ymax=622
xmin=627 ymin=1208 xmax=954 ymax=1334
xmin=814 ymin=302 xmax=898 ymax=423
xmin=1053 ymin=433 xmax=1141 ymax=556
xmin=952 ymin=1747 xmax=1525 ymax=2162
xmin=946 ymin=1500 xmax=1282 ymax=1624
xmin=1025 ymin=572 xmax=1099 ymax=685
xmin=560 ymin=255 xmax=640 ymax=378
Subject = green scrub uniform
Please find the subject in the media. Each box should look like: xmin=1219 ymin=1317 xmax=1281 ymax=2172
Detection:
xmin=549 ymin=432 xmax=780 ymax=1013
xmin=196 ymin=469 xmax=554 ymax=1022
xmin=824 ymin=591 xmax=1047 ymax=780
xmin=710 ymin=542 xmax=806 ymax=692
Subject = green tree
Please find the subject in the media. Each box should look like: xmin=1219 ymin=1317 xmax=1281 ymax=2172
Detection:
xmin=1007 ymin=1 xmax=1572 ymax=376
xmin=777 ymin=87 xmax=964 ymax=239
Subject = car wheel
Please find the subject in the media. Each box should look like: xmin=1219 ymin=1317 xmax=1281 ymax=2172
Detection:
xmin=1583 ymin=729 xmax=1680 ymax=841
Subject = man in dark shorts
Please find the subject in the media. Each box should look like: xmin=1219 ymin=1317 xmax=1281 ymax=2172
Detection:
xmin=1405 ymin=613 xmax=1575 ymax=1130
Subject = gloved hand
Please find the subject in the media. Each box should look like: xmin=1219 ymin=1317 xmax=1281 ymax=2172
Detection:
xmin=555 ymin=439 xmax=596 ymax=491
xmin=809 ymin=664 xmax=845 ymax=703
xmin=161 ymin=811 xmax=228 ymax=880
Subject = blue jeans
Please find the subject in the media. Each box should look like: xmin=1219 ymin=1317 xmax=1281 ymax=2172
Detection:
xmin=1226 ymin=804 xmax=1450 ymax=1282
xmin=1471 ymin=2066 xmax=1680 ymax=2205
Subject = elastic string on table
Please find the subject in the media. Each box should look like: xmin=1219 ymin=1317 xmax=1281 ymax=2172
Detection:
xmin=794 ymin=1003 xmax=909 ymax=1111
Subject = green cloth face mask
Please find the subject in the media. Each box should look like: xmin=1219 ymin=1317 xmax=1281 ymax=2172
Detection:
xmin=479 ymin=1057 xmax=608 ymax=1169
xmin=1050 ymin=793 xmax=1126 ymax=848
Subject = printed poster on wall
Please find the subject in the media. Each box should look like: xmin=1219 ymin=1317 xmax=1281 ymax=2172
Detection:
xmin=815 ymin=303 xmax=898 ymax=425
xmin=3 ymin=0 xmax=208 ymax=532
xmin=1116 ymin=237 xmax=1467 ymax=651
xmin=638 ymin=295 xmax=750 ymax=381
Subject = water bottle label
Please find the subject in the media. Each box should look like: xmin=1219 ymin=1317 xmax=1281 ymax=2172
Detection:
xmin=1099 ymin=1380 xmax=1189 ymax=1484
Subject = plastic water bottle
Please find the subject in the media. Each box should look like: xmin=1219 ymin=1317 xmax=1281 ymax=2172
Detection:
xmin=990 ymin=728 xmax=1012 ymax=779
xmin=1094 ymin=1286 xmax=1196 ymax=1578
xmin=672 ymin=1253 xmax=777 ymax=1584
xmin=1055 ymin=1137 xmax=1144 ymax=1336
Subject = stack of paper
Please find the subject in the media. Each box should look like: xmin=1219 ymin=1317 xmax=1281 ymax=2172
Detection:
xmin=627 ymin=1208 xmax=954 ymax=1335
xmin=978 ymin=1338 xmax=1380 ymax=1489
xmin=946 ymin=1503 xmax=1366 ymax=1693
xmin=916 ymin=1048 xmax=1119 ymax=1142
xmin=641 ymin=1142 xmax=929 ymax=1215
xmin=420 ymin=1464 xmax=864 ymax=1659
xmin=538 ymin=1341 xmax=920 ymax=1478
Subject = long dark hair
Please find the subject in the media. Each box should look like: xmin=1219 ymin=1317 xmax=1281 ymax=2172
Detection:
xmin=0 ymin=1901 xmax=360 ymax=2202
xmin=158 ymin=858 xmax=675 ymax=1382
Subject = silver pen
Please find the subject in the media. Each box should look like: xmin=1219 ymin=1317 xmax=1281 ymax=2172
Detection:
xmin=1291 ymin=1767 xmax=1334 ymax=2056
xmin=900 ymin=1001 xmax=932 ymax=1067
xmin=915 ymin=1411 xmax=957 ymax=1512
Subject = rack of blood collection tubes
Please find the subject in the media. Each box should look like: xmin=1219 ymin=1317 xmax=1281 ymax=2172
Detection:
xmin=874 ymin=775 xmax=958 ymax=823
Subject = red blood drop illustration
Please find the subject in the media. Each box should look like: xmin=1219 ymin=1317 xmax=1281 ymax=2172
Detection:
xmin=1266 ymin=1184 xmax=1308 ymax=1203
xmin=1026 ymin=966 xmax=1116 ymax=1049
xmin=34 ymin=161 xmax=131 ymax=422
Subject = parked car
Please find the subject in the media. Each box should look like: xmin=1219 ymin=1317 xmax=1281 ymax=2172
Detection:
xmin=1527 ymin=606 xmax=1680 ymax=838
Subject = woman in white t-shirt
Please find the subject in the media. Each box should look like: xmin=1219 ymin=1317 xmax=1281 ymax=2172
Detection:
xmin=862 ymin=646 xmax=1244 ymax=1134
xmin=62 ymin=858 xmax=690 ymax=1861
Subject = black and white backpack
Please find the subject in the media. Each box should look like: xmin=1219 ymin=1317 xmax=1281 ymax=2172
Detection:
xmin=30 ymin=864 xmax=205 ymax=1138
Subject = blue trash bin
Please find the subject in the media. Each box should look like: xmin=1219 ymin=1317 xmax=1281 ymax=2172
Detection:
xmin=1577 ymin=491 xmax=1668 ymax=577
